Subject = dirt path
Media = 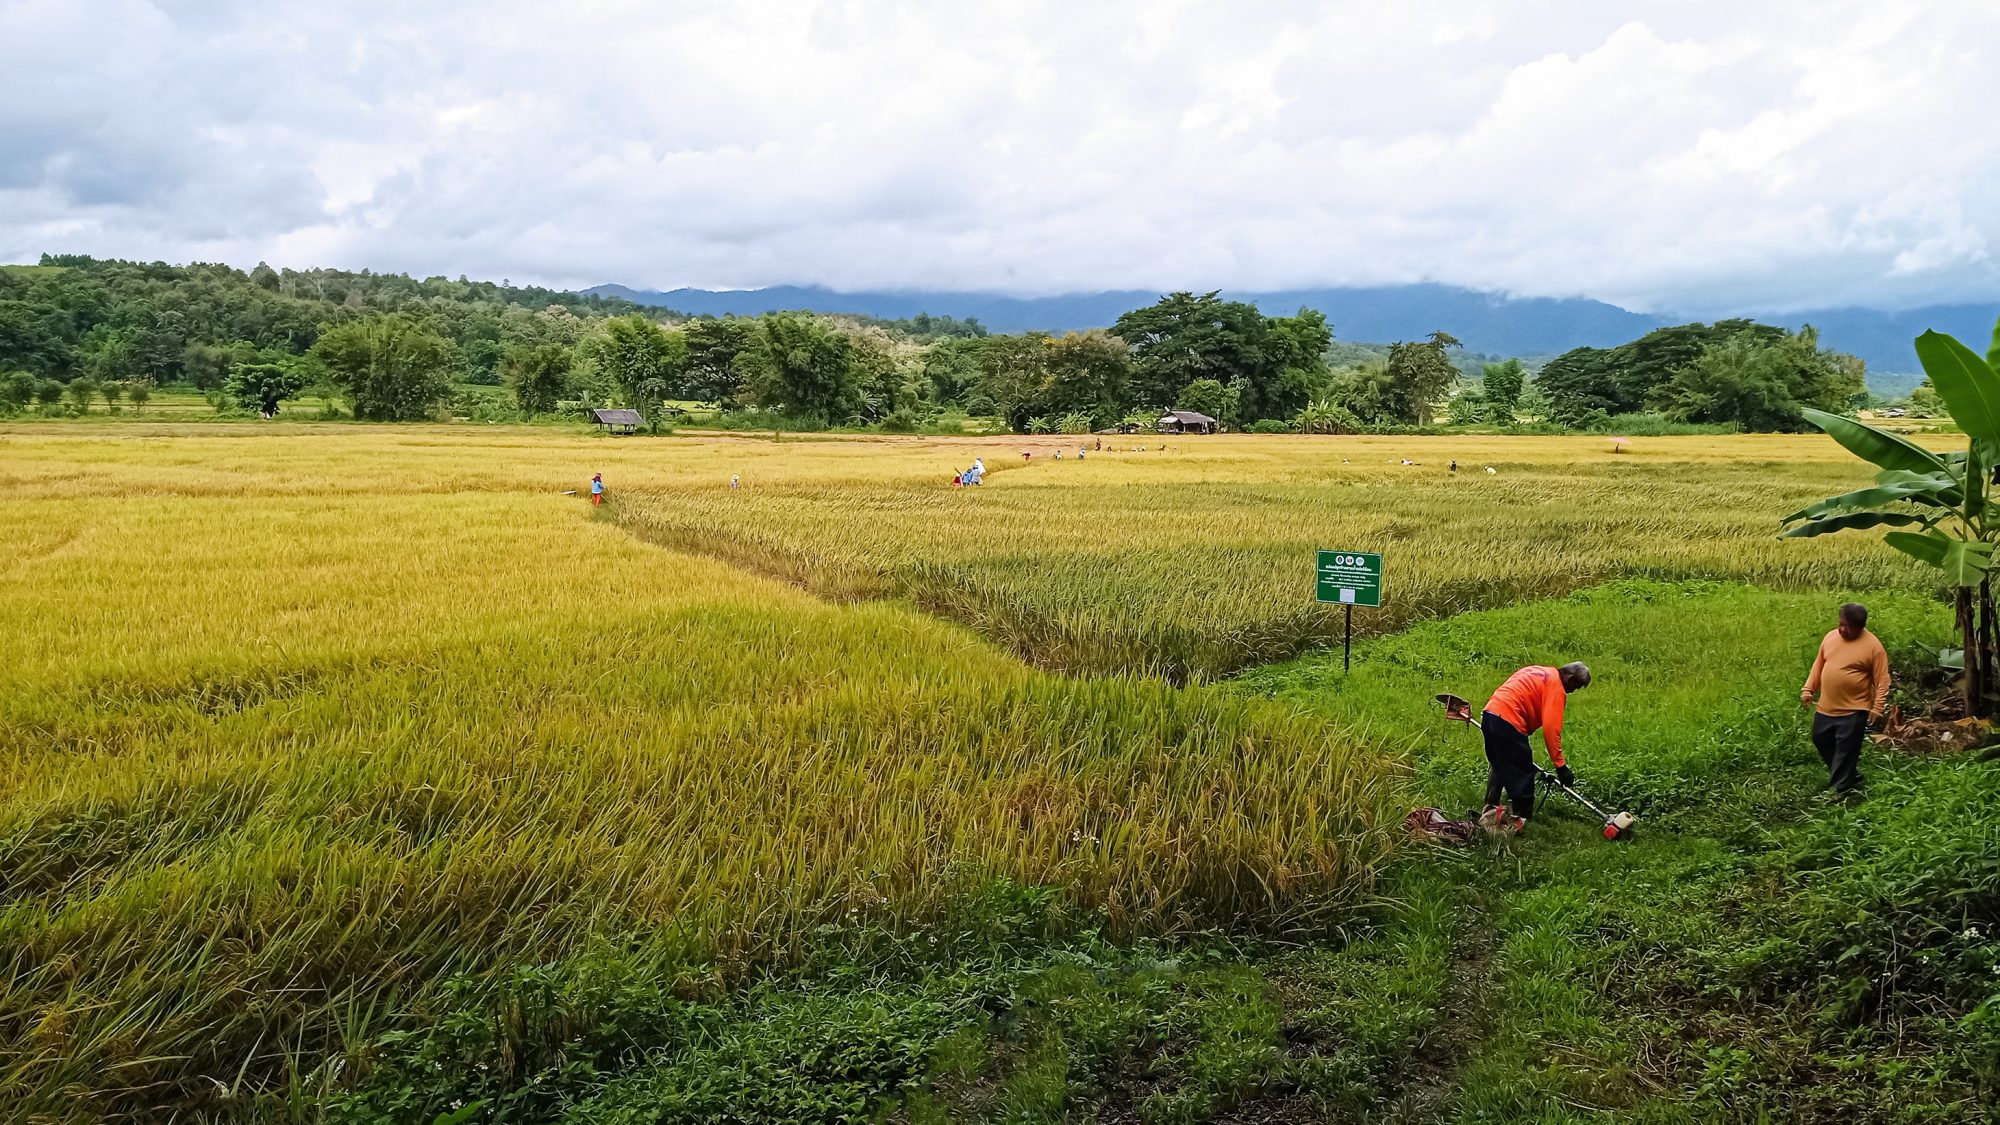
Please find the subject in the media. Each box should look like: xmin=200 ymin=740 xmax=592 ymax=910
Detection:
xmin=1377 ymin=888 xmax=1495 ymax=1124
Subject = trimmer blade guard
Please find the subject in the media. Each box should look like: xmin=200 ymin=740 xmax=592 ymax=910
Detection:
xmin=1435 ymin=693 xmax=1474 ymax=723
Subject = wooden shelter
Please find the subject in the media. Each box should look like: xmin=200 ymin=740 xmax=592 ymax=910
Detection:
xmin=1157 ymin=410 xmax=1218 ymax=434
xmin=590 ymin=408 xmax=644 ymax=435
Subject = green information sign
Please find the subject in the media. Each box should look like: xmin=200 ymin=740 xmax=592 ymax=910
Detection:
xmin=1316 ymin=550 xmax=1383 ymax=608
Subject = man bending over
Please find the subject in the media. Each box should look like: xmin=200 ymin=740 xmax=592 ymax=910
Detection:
xmin=1480 ymin=661 xmax=1592 ymax=833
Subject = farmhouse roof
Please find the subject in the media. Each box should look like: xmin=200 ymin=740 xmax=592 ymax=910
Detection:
xmin=1161 ymin=410 xmax=1216 ymax=424
xmin=591 ymin=408 xmax=645 ymax=426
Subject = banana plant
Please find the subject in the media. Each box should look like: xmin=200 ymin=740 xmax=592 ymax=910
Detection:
xmin=1781 ymin=315 xmax=2000 ymax=716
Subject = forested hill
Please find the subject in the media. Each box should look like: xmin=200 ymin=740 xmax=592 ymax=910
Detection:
xmin=586 ymin=282 xmax=1657 ymax=357
xmin=0 ymin=256 xmax=660 ymax=387
xmin=589 ymin=281 xmax=1996 ymax=380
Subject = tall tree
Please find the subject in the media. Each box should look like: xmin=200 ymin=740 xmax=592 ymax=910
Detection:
xmin=1041 ymin=331 xmax=1134 ymax=427
xmin=847 ymin=324 xmax=922 ymax=423
xmin=310 ymin=314 xmax=454 ymax=421
xmin=1384 ymin=331 xmax=1461 ymax=424
xmin=1481 ymin=359 xmax=1525 ymax=424
xmin=683 ymin=318 xmax=757 ymax=408
xmin=922 ymin=336 xmax=985 ymax=411
xmin=586 ymin=314 xmax=687 ymax=431
xmin=752 ymin=313 xmax=858 ymax=423
xmin=1539 ymin=320 xmax=1785 ymax=425
xmin=1112 ymin=292 xmax=1271 ymax=411
xmin=1322 ymin=363 xmax=1409 ymax=426
xmin=501 ymin=343 xmax=573 ymax=415
xmin=967 ymin=333 xmax=1051 ymax=432
xmin=1651 ymin=325 xmax=1864 ymax=431
xmin=1249 ymin=308 xmax=1333 ymax=423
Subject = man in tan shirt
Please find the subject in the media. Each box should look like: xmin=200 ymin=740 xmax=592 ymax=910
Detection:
xmin=1801 ymin=602 xmax=1890 ymax=798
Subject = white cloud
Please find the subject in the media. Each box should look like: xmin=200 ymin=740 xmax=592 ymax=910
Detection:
xmin=1 ymin=0 xmax=1995 ymax=312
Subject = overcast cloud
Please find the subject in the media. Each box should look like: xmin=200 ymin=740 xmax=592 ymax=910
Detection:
xmin=2 ymin=0 xmax=1995 ymax=312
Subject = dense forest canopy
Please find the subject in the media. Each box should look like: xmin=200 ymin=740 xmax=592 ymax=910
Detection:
xmin=0 ymin=256 xmax=1867 ymax=433
xmin=1534 ymin=319 xmax=1867 ymax=432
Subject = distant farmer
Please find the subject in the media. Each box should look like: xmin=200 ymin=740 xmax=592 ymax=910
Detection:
xmin=1479 ymin=662 xmax=1592 ymax=833
xmin=1801 ymin=602 xmax=1889 ymax=798
xmin=590 ymin=473 xmax=604 ymax=506
xmin=1449 ymin=459 xmax=1458 ymax=473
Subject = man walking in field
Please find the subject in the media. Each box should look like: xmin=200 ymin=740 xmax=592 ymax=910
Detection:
xmin=1479 ymin=661 xmax=1591 ymax=834
xmin=1801 ymin=602 xmax=1889 ymax=799
xmin=590 ymin=473 xmax=604 ymax=506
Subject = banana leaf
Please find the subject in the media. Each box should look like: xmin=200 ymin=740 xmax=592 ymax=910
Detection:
xmin=1781 ymin=510 xmax=1930 ymax=538
xmin=1800 ymin=408 xmax=1948 ymax=475
xmin=1784 ymin=478 xmax=1957 ymax=523
xmin=1884 ymin=530 xmax=1995 ymax=585
xmin=1916 ymin=329 xmax=2000 ymax=450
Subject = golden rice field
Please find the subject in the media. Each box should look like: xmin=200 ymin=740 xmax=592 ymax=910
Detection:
xmin=0 ymin=425 xmax=1394 ymax=1119
xmin=0 ymin=423 xmax=1936 ymax=1118
xmin=616 ymin=430 xmax=1931 ymax=679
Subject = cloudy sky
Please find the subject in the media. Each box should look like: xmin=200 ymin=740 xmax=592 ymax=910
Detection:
xmin=2 ymin=0 xmax=1995 ymax=313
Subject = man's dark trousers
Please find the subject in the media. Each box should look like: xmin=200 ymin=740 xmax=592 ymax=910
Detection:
xmin=1812 ymin=710 xmax=1868 ymax=792
xmin=1481 ymin=710 xmax=1536 ymax=818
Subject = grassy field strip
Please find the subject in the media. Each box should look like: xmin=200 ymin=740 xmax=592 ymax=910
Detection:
xmin=1238 ymin=581 xmax=1999 ymax=1119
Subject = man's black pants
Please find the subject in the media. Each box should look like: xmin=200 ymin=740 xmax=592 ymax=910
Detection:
xmin=1481 ymin=710 xmax=1536 ymax=818
xmin=1812 ymin=710 xmax=1868 ymax=792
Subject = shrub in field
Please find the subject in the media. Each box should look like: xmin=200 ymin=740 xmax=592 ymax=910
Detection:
xmin=1582 ymin=411 xmax=1739 ymax=437
xmin=1293 ymin=397 xmax=1361 ymax=434
xmin=225 ymin=361 xmax=307 ymax=416
xmin=0 ymin=369 xmax=34 ymax=414
xmin=64 ymin=375 xmax=98 ymax=413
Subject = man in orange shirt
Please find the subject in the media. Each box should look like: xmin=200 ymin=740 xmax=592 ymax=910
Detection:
xmin=1479 ymin=661 xmax=1592 ymax=833
xmin=1801 ymin=602 xmax=1890 ymax=798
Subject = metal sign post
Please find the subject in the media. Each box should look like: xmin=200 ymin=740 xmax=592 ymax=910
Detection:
xmin=1315 ymin=550 xmax=1383 ymax=673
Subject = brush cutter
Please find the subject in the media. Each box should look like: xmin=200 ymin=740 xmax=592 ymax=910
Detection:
xmin=1433 ymin=692 xmax=1637 ymax=840
xmin=1535 ymin=765 xmax=1637 ymax=840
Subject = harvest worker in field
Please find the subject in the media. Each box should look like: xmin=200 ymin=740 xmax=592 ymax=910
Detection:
xmin=1479 ymin=662 xmax=1591 ymax=833
xmin=590 ymin=473 xmax=604 ymax=506
xmin=1801 ymin=602 xmax=1889 ymax=799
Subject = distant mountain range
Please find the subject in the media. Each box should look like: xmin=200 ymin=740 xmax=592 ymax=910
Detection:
xmin=584 ymin=282 xmax=1999 ymax=390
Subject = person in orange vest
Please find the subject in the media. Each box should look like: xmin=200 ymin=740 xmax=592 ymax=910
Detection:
xmin=1478 ymin=661 xmax=1591 ymax=834
xmin=1800 ymin=602 xmax=1889 ymax=799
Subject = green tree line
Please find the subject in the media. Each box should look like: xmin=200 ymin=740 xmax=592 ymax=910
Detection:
xmin=0 ymin=257 xmax=1864 ymax=433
